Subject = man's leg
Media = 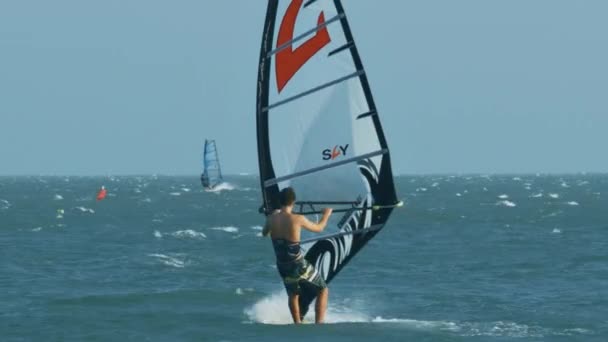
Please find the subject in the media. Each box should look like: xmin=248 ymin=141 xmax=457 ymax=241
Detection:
xmin=315 ymin=287 xmax=328 ymax=324
xmin=288 ymin=294 xmax=302 ymax=324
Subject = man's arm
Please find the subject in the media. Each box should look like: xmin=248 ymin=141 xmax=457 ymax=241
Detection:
xmin=299 ymin=208 xmax=333 ymax=233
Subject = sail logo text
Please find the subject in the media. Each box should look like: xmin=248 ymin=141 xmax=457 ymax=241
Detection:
xmin=275 ymin=0 xmax=331 ymax=93
xmin=322 ymin=144 xmax=349 ymax=160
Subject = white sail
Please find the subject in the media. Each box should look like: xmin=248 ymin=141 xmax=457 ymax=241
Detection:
xmin=256 ymin=0 xmax=400 ymax=319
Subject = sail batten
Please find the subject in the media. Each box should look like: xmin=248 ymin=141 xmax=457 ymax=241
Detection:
xmin=256 ymin=0 xmax=400 ymax=320
xmin=267 ymin=13 xmax=344 ymax=57
xmin=263 ymin=70 xmax=363 ymax=112
xmin=263 ymin=148 xmax=387 ymax=187
xmin=327 ymin=41 xmax=353 ymax=56
xmin=300 ymin=224 xmax=383 ymax=244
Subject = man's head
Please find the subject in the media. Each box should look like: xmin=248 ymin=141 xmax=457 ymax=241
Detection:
xmin=279 ymin=187 xmax=296 ymax=207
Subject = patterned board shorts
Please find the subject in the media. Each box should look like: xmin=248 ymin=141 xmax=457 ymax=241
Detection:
xmin=277 ymin=258 xmax=327 ymax=296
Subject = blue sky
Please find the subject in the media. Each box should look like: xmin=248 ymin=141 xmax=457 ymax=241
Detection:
xmin=1 ymin=1 xmax=606 ymax=175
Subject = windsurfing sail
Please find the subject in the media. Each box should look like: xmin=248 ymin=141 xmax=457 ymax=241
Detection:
xmin=256 ymin=0 xmax=401 ymax=319
xmin=96 ymin=186 xmax=107 ymax=201
xmin=200 ymin=139 xmax=223 ymax=189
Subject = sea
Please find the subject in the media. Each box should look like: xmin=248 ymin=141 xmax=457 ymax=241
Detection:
xmin=1 ymin=174 xmax=607 ymax=341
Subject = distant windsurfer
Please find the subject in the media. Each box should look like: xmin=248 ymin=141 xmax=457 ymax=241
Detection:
xmin=262 ymin=187 xmax=333 ymax=324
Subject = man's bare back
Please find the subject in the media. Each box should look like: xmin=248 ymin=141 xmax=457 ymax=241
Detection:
xmin=262 ymin=208 xmax=332 ymax=241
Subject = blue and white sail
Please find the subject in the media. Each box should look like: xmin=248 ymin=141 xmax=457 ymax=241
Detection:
xmin=201 ymin=139 xmax=223 ymax=190
xmin=256 ymin=0 xmax=402 ymax=319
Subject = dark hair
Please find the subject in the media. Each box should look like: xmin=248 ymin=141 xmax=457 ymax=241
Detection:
xmin=279 ymin=187 xmax=296 ymax=206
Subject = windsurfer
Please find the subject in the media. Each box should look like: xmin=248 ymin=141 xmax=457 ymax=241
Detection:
xmin=262 ymin=187 xmax=333 ymax=324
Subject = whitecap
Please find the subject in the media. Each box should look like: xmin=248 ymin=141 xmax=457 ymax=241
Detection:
xmin=456 ymin=193 xmax=462 ymax=197
xmin=552 ymin=228 xmax=561 ymax=234
xmin=498 ymin=194 xmax=509 ymax=199
xmin=250 ymin=226 xmax=263 ymax=231
xmin=211 ymin=226 xmax=239 ymax=233
xmin=0 ymin=199 xmax=11 ymax=210
xmin=566 ymin=201 xmax=579 ymax=206
xmin=171 ymin=229 xmax=206 ymax=239
xmin=54 ymin=194 xmax=63 ymax=200
xmin=147 ymin=253 xmax=185 ymax=268
xmin=530 ymin=193 xmax=543 ymax=198
xmin=73 ymin=206 xmax=95 ymax=214
xmin=169 ymin=192 xmax=181 ymax=196
xmin=416 ymin=187 xmax=427 ymax=192
xmin=154 ymin=230 xmax=163 ymax=238
xmin=549 ymin=193 xmax=560 ymax=199
xmin=496 ymin=200 xmax=516 ymax=207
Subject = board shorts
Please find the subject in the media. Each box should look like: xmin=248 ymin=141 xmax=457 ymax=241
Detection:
xmin=276 ymin=258 xmax=327 ymax=296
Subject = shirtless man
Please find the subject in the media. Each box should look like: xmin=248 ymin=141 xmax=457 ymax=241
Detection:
xmin=262 ymin=187 xmax=333 ymax=324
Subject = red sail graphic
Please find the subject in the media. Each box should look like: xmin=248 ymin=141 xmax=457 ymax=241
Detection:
xmin=275 ymin=0 xmax=331 ymax=93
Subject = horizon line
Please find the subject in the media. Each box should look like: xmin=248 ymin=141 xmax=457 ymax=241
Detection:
xmin=1 ymin=171 xmax=606 ymax=177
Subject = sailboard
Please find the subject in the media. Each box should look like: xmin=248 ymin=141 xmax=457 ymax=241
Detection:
xmin=200 ymin=139 xmax=223 ymax=190
xmin=256 ymin=0 xmax=402 ymax=319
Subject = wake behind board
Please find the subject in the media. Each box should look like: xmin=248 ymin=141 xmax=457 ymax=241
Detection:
xmin=256 ymin=0 xmax=401 ymax=320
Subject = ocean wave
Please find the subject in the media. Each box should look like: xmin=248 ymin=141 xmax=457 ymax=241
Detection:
xmin=211 ymin=226 xmax=239 ymax=233
xmin=498 ymin=194 xmax=509 ymax=199
xmin=54 ymin=194 xmax=63 ymax=200
xmin=496 ymin=200 xmax=516 ymax=207
xmin=0 ymin=199 xmax=11 ymax=210
xmin=72 ymin=206 xmax=95 ymax=214
xmin=566 ymin=201 xmax=579 ymax=206
xmin=530 ymin=193 xmax=543 ymax=198
xmin=548 ymin=193 xmax=560 ymax=199
xmin=170 ymin=229 xmax=207 ymax=239
xmin=147 ymin=253 xmax=186 ymax=268
xmin=169 ymin=192 xmax=181 ymax=196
